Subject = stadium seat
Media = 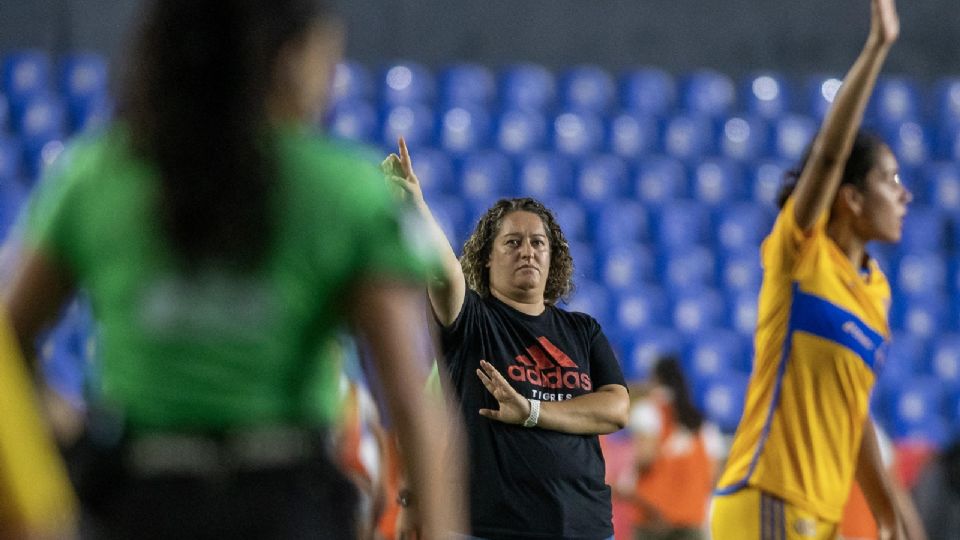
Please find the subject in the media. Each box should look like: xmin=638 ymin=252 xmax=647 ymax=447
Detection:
xmin=590 ymin=200 xmax=648 ymax=251
xmin=495 ymin=108 xmax=548 ymax=154
xmin=685 ymin=328 xmax=748 ymax=382
xmin=653 ymin=199 xmax=709 ymax=250
xmin=612 ymin=285 xmax=668 ymax=334
xmin=422 ymin=194 xmax=466 ymax=248
xmin=327 ymin=99 xmax=377 ymax=143
xmin=635 ymin=155 xmax=686 ymax=206
xmin=59 ymin=53 xmax=108 ymax=106
xmin=670 ymin=287 xmax=724 ymax=334
xmin=13 ymin=93 xmax=65 ymax=144
xmin=935 ymin=122 xmax=960 ymax=161
xmin=0 ymin=92 xmax=8 ymax=132
xmin=899 ymin=206 xmax=946 ymax=253
xmin=438 ymin=105 xmax=491 ymax=154
xmin=499 ymin=63 xmax=556 ymax=112
xmin=883 ymin=377 xmax=947 ymax=441
xmin=553 ymin=110 xmax=604 ymax=156
xmin=574 ymin=154 xmax=628 ymax=208
xmin=563 ymin=279 xmax=611 ymax=325
xmin=332 ymin=61 xmax=373 ymax=104
xmin=598 ymin=242 xmax=653 ymax=291
xmin=871 ymin=77 xmax=921 ymax=127
xmin=620 ymin=67 xmax=676 ymax=116
xmin=660 ymin=245 xmax=715 ymax=291
xmin=884 ymin=121 xmax=930 ymax=168
xmin=890 ymin=294 xmax=945 ymax=339
xmin=742 ymin=72 xmax=792 ymax=120
xmin=894 ymin=251 xmax=947 ymax=299
xmin=691 ymin=157 xmax=742 ymax=206
xmin=714 ymin=203 xmax=772 ymax=255
xmin=662 ymin=114 xmax=714 ymax=161
xmin=718 ymin=115 xmax=769 ymax=161
xmin=514 ymin=152 xmax=574 ymax=199
xmin=927 ymin=334 xmax=960 ymax=390
xmin=381 ymin=103 xmax=435 ymax=148
xmin=749 ymin=159 xmax=791 ymax=209
xmin=772 ymin=114 xmax=816 ymax=162
xmin=696 ymin=373 xmax=748 ymax=433
xmin=547 ymin=198 xmax=588 ymax=241
xmin=881 ymin=332 xmax=926 ymax=382
xmin=607 ymin=112 xmax=658 ymax=158
xmin=718 ymin=252 xmax=763 ymax=294
xmin=0 ymin=136 xmax=21 ymax=182
xmin=567 ymin=240 xmax=595 ymax=280
xmin=932 ymin=76 xmax=960 ymax=126
xmin=2 ymin=50 xmax=51 ymax=105
xmin=405 ymin=147 xmax=454 ymax=196
xmin=69 ymin=94 xmax=112 ymax=134
xmin=727 ymin=290 xmax=759 ymax=337
xmin=380 ymin=62 xmax=435 ymax=106
xmin=681 ymin=70 xmax=736 ymax=118
xmin=923 ymin=162 xmax=960 ymax=211
xmin=805 ymin=74 xmax=842 ymax=119
xmin=458 ymin=150 xmax=512 ymax=201
xmin=559 ymin=65 xmax=616 ymax=113
xmin=438 ymin=63 xmax=496 ymax=107
xmin=622 ymin=327 xmax=685 ymax=381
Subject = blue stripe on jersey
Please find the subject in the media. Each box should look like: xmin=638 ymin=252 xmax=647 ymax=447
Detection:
xmin=790 ymin=286 xmax=887 ymax=373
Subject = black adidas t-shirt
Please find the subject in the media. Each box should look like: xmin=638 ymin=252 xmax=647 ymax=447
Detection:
xmin=439 ymin=289 xmax=626 ymax=540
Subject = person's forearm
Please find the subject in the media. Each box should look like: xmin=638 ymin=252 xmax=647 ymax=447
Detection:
xmin=535 ymin=384 xmax=629 ymax=435
xmin=856 ymin=418 xmax=899 ymax=533
xmin=411 ymin=200 xmax=466 ymax=327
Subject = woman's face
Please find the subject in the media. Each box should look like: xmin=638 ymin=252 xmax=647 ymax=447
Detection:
xmin=852 ymin=145 xmax=913 ymax=243
xmin=486 ymin=211 xmax=551 ymax=302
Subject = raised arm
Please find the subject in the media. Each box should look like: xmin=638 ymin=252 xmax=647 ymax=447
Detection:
xmin=792 ymin=0 xmax=898 ymax=230
xmin=382 ymin=138 xmax=466 ymax=326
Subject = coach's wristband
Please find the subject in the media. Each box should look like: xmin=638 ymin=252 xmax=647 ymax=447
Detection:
xmin=523 ymin=399 xmax=541 ymax=428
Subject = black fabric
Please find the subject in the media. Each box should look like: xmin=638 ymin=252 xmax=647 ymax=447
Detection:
xmin=439 ymin=290 xmax=626 ymax=540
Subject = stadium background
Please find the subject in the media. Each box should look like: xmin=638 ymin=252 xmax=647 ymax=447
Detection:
xmin=1 ymin=0 xmax=959 ymax=493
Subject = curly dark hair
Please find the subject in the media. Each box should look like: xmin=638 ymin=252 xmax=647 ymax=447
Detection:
xmin=460 ymin=198 xmax=574 ymax=304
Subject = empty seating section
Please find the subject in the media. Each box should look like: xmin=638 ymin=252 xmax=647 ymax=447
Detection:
xmin=4 ymin=49 xmax=960 ymax=439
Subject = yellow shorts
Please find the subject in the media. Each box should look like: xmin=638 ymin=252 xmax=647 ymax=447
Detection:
xmin=709 ymin=487 xmax=838 ymax=540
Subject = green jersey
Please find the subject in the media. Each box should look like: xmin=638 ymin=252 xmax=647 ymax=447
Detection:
xmin=26 ymin=124 xmax=431 ymax=432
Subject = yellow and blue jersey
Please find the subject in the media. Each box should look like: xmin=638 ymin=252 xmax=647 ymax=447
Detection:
xmin=715 ymin=197 xmax=891 ymax=523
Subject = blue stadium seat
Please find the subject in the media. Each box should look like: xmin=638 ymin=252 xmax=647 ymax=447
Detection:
xmin=660 ymin=245 xmax=715 ymax=291
xmin=567 ymin=240 xmax=595 ymax=280
xmin=749 ymin=160 xmax=790 ymax=209
xmin=2 ymin=50 xmax=51 ymax=105
xmin=613 ymin=285 xmax=668 ymax=334
xmin=514 ymin=152 xmax=573 ymax=199
xmin=890 ymin=294 xmax=945 ymax=339
xmin=406 ymin=147 xmax=454 ymax=196
xmin=662 ymin=114 xmax=714 ymax=161
xmin=332 ymin=61 xmax=373 ymax=103
xmin=933 ymin=76 xmax=960 ymax=126
xmin=327 ymin=99 xmax=377 ymax=142
xmin=718 ymin=252 xmax=763 ymax=295
xmin=653 ymin=199 xmax=709 ymax=250
xmin=608 ymin=112 xmax=658 ymax=158
xmin=681 ymin=70 xmax=736 ymax=118
xmin=14 ymin=93 xmax=65 ymax=143
xmin=635 ymin=155 xmax=686 ymax=206
xmin=923 ymin=162 xmax=960 ymax=211
xmin=381 ymin=103 xmax=435 ymax=148
xmin=884 ymin=121 xmax=930 ymax=169
xmin=380 ymin=62 xmax=435 ymax=106
xmin=0 ymin=169 xmax=26 ymax=238
xmin=574 ymin=154 xmax=628 ymax=208
xmin=0 ymin=92 xmax=8 ymax=132
xmin=499 ymin=63 xmax=556 ymax=112
xmin=0 ymin=136 xmax=21 ymax=182
xmin=559 ymin=65 xmax=616 ymax=113
xmin=553 ymin=110 xmax=604 ymax=156
xmin=719 ymin=115 xmax=770 ymax=161
xmin=459 ymin=150 xmax=511 ymax=201
xmin=882 ymin=332 xmax=926 ymax=380
xmin=495 ymin=109 xmax=548 ymax=154
xmin=871 ymin=77 xmax=921 ymax=127
xmin=591 ymin=200 xmax=648 ymax=251
xmin=742 ymin=72 xmax=792 ymax=120
xmin=884 ymin=377 xmax=947 ymax=441
xmin=671 ymin=288 xmax=724 ymax=334
xmin=714 ymin=203 xmax=772 ymax=255
xmin=691 ymin=157 xmax=742 ymax=206
xmin=564 ymin=279 xmax=611 ymax=325
xmin=805 ymin=75 xmax=843 ymax=119
xmin=685 ymin=328 xmax=748 ymax=383
xmin=59 ymin=52 xmax=108 ymax=105
xmin=894 ymin=251 xmax=947 ymax=299
xmin=546 ymin=198 xmax=588 ymax=242
xmin=927 ymin=334 xmax=960 ymax=390
xmin=422 ymin=194 xmax=466 ymax=248
xmin=899 ymin=206 xmax=946 ymax=253
xmin=727 ymin=290 xmax=759 ymax=337
xmin=696 ymin=373 xmax=748 ymax=433
xmin=69 ymin=94 xmax=112 ymax=134
xmin=438 ymin=105 xmax=491 ymax=154
xmin=622 ymin=327 xmax=684 ymax=381
xmin=438 ymin=63 xmax=496 ymax=107
xmin=598 ymin=243 xmax=653 ymax=291
xmin=620 ymin=67 xmax=676 ymax=116
xmin=772 ymin=114 xmax=816 ymax=162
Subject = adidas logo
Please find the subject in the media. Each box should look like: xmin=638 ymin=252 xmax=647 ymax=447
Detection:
xmin=505 ymin=336 xmax=593 ymax=391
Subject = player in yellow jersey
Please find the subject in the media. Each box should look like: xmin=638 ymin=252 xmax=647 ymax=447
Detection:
xmin=710 ymin=0 xmax=926 ymax=539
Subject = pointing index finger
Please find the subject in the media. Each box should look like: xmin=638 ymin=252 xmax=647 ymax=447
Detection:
xmin=398 ymin=136 xmax=414 ymax=176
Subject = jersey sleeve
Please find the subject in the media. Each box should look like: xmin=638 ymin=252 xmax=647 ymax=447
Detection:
xmin=760 ymin=196 xmax=827 ymax=278
xmin=587 ymin=320 xmax=626 ymax=389
xmin=439 ymin=287 xmax=480 ymax=351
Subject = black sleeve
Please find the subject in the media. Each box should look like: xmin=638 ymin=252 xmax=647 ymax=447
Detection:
xmin=588 ymin=320 xmax=627 ymax=389
xmin=438 ymin=287 xmax=481 ymax=357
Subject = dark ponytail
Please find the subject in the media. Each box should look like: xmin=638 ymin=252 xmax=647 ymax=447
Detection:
xmin=123 ymin=0 xmax=332 ymax=269
xmin=653 ymin=356 xmax=703 ymax=432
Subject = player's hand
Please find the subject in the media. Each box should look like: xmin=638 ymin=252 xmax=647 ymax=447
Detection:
xmin=477 ymin=360 xmax=531 ymax=425
xmin=381 ymin=136 xmax=426 ymax=207
xmin=870 ymin=0 xmax=899 ymax=46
